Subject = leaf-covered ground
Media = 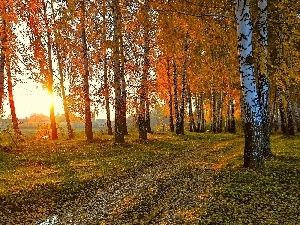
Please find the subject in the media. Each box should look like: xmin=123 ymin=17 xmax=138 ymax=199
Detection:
xmin=199 ymin=135 xmax=300 ymax=224
xmin=0 ymin=132 xmax=299 ymax=224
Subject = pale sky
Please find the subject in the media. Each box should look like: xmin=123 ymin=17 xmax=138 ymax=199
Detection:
xmin=4 ymin=21 xmax=109 ymax=120
xmin=3 ymin=80 xmax=109 ymax=120
xmin=3 ymin=81 xmax=64 ymax=119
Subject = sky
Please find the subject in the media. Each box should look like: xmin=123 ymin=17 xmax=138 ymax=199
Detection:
xmin=3 ymin=19 xmax=109 ymax=120
xmin=3 ymin=80 xmax=109 ymax=120
xmin=3 ymin=81 xmax=64 ymax=119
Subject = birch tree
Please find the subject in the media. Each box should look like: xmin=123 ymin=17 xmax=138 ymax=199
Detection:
xmin=50 ymin=1 xmax=74 ymax=139
xmin=42 ymin=0 xmax=58 ymax=140
xmin=112 ymin=0 xmax=125 ymax=143
xmin=19 ymin=0 xmax=59 ymax=140
xmin=257 ymin=0 xmax=271 ymax=157
xmin=167 ymin=59 xmax=175 ymax=132
xmin=79 ymin=0 xmax=93 ymax=141
xmin=3 ymin=13 xmax=22 ymax=136
xmin=138 ymin=0 xmax=152 ymax=140
xmin=6 ymin=55 xmax=22 ymax=136
xmin=177 ymin=32 xmax=189 ymax=135
xmin=235 ymin=0 xmax=264 ymax=169
xmin=0 ymin=14 xmax=5 ymax=112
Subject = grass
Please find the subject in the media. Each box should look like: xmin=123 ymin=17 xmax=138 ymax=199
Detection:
xmin=199 ymin=135 xmax=300 ymax=224
xmin=0 ymin=130 xmax=299 ymax=224
xmin=0 ymin=131 xmax=237 ymax=196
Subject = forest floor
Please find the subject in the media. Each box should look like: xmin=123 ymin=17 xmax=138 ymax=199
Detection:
xmin=0 ymin=131 xmax=299 ymax=224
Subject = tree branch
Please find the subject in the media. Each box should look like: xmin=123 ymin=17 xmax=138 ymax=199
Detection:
xmin=153 ymin=8 xmax=235 ymax=20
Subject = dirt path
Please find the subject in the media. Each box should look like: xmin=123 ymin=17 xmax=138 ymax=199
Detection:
xmin=40 ymin=137 xmax=243 ymax=225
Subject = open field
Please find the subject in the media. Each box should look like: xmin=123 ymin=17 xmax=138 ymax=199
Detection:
xmin=0 ymin=131 xmax=299 ymax=224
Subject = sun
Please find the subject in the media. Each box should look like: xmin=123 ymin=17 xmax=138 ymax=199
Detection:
xmin=45 ymin=90 xmax=64 ymax=112
xmin=45 ymin=90 xmax=55 ymax=107
xmin=9 ymin=82 xmax=64 ymax=119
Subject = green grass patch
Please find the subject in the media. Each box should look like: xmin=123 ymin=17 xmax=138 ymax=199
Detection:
xmin=0 ymin=131 xmax=298 ymax=224
xmin=0 ymin=133 xmax=189 ymax=222
xmin=199 ymin=135 xmax=300 ymax=224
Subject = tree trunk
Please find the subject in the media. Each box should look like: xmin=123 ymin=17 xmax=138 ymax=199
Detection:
xmin=178 ymin=70 xmax=186 ymax=134
xmin=121 ymin=78 xmax=128 ymax=135
xmin=293 ymin=86 xmax=300 ymax=132
xmin=145 ymin=99 xmax=152 ymax=133
xmin=6 ymin=57 xmax=22 ymax=136
xmin=272 ymin=102 xmax=279 ymax=132
xmin=81 ymin=28 xmax=93 ymax=141
xmin=239 ymin=93 xmax=246 ymax=133
xmin=43 ymin=3 xmax=58 ymax=140
xmin=103 ymin=52 xmax=113 ymax=135
xmin=211 ymin=90 xmax=217 ymax=133
xmin=0 ymin=17 xmax=5 ymax=112
xmin=173 ymin=59 xmax=180 ymax=134
xmin=277 ymin=86 xmax=287 ymax=135
xmin=50 ymin=1 xmax=73 ymax=139
xmin=112 ymin=0 xmax=124 ymax=143
xmin=195 ymin=95 xmax=200 ymax=132
xmin=285 ymin=85 xmax=295 ymax=136
xmin=138 ymin=0 xmax=151 ymax=140
xmin=167 ymin=59 xmax=174 ymax=132
xmin=226 ymin=99 xmax=230 ymax=132
xmin=270 ymin=91 xmax=279 ymax=132
xmin=217 ymin=91 xmax=223 ymax=133
xmin=47 ymin=52 xmax=58 ymax=140
xmin=257 ymin=0 xmax=271 ymax=157
xmin=177 ymin=34 xmax=188 ymax=135
xmin=57 ymin=50 xmax=73 ymax=139
xmin=119 ymin=30 xmax=128 ymax=135
xmin=187 ymin=85 xmax=195 ymax=132
xmin=199 ymin=93 xmax=205 ymax=132
xmin=101 ymin=3 xmax=113 ymax=136
xmin=277 ymin=8 xmax=288 ymax=136
xmin=227 ymin=98 xmax=236 ymax=133
xmin=80 ymin=1 xmax=93 ymax=141
xmin=138 ymin=102 xmax=147 ymax=140
xmin=235 ymin=0 xmax=264 ymax=169
xmin=138 ymin=65 xmax=147 ymax=140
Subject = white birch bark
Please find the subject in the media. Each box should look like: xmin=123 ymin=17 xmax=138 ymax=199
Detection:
xmin=112 ymin=0 xmax=125 ymax=143
xmin=178 ymin=33 xmax=188 ymax=135
xmin=195 ymin=94 xmax=200 ymax=132
xmin=173 ymin=59 xmax=180 ymax=133
xmin=0 ymin=17 xmax=6 ymax=112
xmin=258 ymin=0 xmax=271 ymax=156
xmin=200 ymin=93 xmax=205 ymax=132
xmin=235 ymin=0 xmax=264 ymax=169
xmin=258 ymin=0 xmax=269 ymax=108
xmin=139 ymin=0 xmax=150 ymax=140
